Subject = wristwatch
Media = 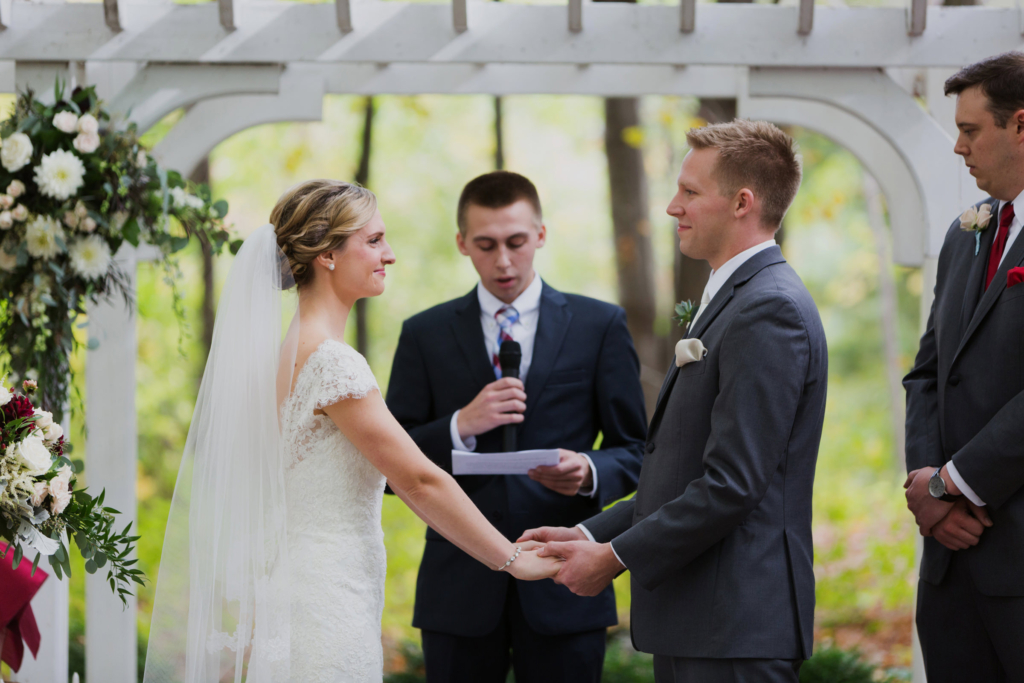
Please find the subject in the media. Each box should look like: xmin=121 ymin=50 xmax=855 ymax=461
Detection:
xmin=928 ymin=467 xmax=961 ymax=503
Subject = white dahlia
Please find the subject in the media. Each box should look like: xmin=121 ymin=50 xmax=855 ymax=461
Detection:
xmin=34 ymin=149 xmax=85 ymax=201
xmin=68 ymin=234 xmax=112 ymax=280
xmin=1 ymin=133 xmax=33 ymax=173
xmin=25 ymin=216 xmax=65 ymax=259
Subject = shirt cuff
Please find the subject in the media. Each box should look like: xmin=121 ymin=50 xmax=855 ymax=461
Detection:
xmin=576 ymin=524 xmax=627 ymax=570
xmin=577 ymin=453 xmax=599 ymax=498
xmin=947 ymin=461 xmax=985 ymax=507
xmin=450 ymin=410 xmax=477 ymax=452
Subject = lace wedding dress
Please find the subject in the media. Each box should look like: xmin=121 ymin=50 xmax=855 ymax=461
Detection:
xmin=279 ymin=339 xmax=388 ymax=682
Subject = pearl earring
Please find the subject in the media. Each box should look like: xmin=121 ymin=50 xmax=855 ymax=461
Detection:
xmin=328 ymin=264 xmax=335 ymax=271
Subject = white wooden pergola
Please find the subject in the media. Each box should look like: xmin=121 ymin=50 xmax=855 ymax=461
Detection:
xmin=0 ymin=0 xmax=1007 ymax=679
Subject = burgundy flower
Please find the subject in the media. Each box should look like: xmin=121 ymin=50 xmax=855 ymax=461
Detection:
xmin=2 ymin=394 xmax=35 ymax=423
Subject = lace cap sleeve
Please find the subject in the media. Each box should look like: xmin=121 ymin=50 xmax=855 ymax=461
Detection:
xmin=309 ymin=340 xmax=379 ymax=410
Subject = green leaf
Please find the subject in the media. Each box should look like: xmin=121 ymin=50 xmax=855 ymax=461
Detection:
xmin=54 ymin=544 xmax=66 ymax=563
xmin=212 ymin=199 xmax=228 ymax=218
xmin=12 ymin=544 xmax=23 ymax=570
xmin=94 ymin=551 xmax=107 ymax=568
xmin=87 ymin=337 xmax=100 ymax=351
xmin=121 ymin=218 xmax=141 ymax=246
xmin=84 ymin=559 xmax=97 ymax=574
xmin=31 ymin=552 xmax=42 ymax=577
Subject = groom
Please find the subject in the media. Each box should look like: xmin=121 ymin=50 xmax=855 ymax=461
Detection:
xmin=386 ymin=171 xmax=647 ymax=682
xmin=903 ymin=53 xmax=1024 ymax=680
xmin=522 ymin=120 xmax=828 ymax=682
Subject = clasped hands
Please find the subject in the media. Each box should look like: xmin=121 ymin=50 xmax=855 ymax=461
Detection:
xmin=513 ymin=527 xmax=624 ymax=596
xmin=904 ymin=466 xmax=993 ymax=551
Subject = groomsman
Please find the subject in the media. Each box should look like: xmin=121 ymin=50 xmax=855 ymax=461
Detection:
xmin=521 ymin=120 xmax=826 ymax=683
xmin=904 ymin=52 xmax=1024 ymax=681
xmin=386 ymin=171 xmax=647 ymax=683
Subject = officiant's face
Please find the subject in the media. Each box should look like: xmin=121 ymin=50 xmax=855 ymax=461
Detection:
xmin=456 ymin=200 xmax=547 ymax=304
xmin=668 ymin=148 xmax=735 ymax=264
xmin=954 ymin=86 xmax=1024 ymax=200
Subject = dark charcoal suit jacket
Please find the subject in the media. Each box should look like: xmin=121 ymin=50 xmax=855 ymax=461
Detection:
xmin=584 ymin=247 xmax=827 ymax=660
xmin=905 ymin=198 xmax=1024 ymax=595
xmin=386 ymin=281 xmax=647 ymax=637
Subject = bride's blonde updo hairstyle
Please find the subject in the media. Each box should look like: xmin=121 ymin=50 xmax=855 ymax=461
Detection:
xmin=271 ymin=179 xmax=378 ymax=289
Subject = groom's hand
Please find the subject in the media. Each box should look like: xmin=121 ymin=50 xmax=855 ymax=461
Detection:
xmin=538 ymin=541 xmax=623 ymax=597
xmin=931 ymin=499 xmax=992 ymax=551
xmin=517 ymin=526 xmax=587 ymax=545
xmin=528 ymin=450 xmax=593 ymax=496
xmin=905 ymin=467 xmax=955 ymax=536
xmin=457 ymin=378 xmax=527 ymax=439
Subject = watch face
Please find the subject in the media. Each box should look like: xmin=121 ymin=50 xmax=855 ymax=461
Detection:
xmin=928 ymin=473 xmax=945 ymax=498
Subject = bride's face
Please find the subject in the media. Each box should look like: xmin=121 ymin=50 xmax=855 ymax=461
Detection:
xmin=321 ymin=211 xmax=396 ymax=303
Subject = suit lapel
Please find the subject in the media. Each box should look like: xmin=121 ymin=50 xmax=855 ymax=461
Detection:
xmin=953 ymin=216 xmax=1024 ymax=366
xmin=522 ymin=283 xmax=572 ymax=426
xmin=959 ymin=199 xmax=998 ymax=338
xmin=451 ymin=288 xmax=497 ymax=391
xmin=646 ymin=246 xmax=787 ymax=438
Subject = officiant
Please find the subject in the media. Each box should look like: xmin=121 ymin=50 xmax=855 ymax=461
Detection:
xmin=386 ymin=171 xmax=646 ymax=683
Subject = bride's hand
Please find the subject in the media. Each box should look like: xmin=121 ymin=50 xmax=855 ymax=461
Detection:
xmin=506 ymin=548 xmax=563 ymax=581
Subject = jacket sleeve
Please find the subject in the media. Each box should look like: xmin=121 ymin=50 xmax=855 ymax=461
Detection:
xmin=950 ymin=391 xmax=1024 ymax=509
xmin=582 ymin=307 xmax=647 ymax=508
xmin=609 ymin=293 xmax=811 ymax=592
xmin=581 ymin=497 xmax=636 ymax=543
xmin=385 ymin=321 xmax=458 ymax=473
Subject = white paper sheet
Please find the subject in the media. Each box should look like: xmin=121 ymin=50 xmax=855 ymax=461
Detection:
xmin=451 ymin=449 xmax=560 ymax=475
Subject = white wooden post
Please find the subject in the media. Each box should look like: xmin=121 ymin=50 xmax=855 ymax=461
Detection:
xmin=84 ymin=245 xmax=139 ymax=683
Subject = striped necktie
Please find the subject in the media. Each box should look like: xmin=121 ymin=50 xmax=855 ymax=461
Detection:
xmin=493 ymin=305 xmax=520 ymax=378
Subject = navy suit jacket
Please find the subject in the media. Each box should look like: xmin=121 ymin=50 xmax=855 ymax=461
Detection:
xmin=386 ymin=281 xmax=647 ymax=636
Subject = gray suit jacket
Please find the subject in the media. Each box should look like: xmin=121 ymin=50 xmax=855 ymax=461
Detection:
xmin=904 ymin=198 xmax=1024 ymax=594
xmin=585 ymin=246 xmax=827 ymax=660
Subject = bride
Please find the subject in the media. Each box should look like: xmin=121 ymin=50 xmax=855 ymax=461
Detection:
xmin=142 ymin=180 xmax=562 ymax=683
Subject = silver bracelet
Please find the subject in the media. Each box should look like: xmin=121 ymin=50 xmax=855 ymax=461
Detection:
xmin=498 ymin=546 xmax=522 ymax=571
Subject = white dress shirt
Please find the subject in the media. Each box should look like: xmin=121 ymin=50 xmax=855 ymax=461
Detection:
xmin=578 ymin=238 xmax=778 ymax=568
xmin=449 ymin=274 xmax=599 ymax=497
xmin=945 ymin=191 xmax=1024 ymax=507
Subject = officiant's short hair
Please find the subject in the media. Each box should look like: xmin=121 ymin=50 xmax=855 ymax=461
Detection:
xmin=685 ymin=120 xmax=802 ymax=231
xmin=457 ymin=171 xmax=543 ymax=235
xmin=944 ymin=52 xmax=1024 ymax=128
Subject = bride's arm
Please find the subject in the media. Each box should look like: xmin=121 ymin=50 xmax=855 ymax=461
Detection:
xmin=322 ymin=391 xmax=560 ymax=580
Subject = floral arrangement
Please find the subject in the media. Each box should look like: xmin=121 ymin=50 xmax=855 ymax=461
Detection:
xmin=959 ymin=202 xmax=993 ymax=256
xmin=1 ymin=378 xmax=143 ymax=604
xmin=0 ymin=83 xmax=237 ymax=420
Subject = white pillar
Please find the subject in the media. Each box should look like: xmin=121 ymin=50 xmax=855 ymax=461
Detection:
xmin=84 ymin=245 xmax=139 ymax=683
xmin=10 ymin=532 xmax=69 ymax=682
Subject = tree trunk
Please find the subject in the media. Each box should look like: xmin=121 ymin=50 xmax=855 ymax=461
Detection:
xmin=863 ymin=174 xmax=907 ymax=471
xmin=190 ymin=158 xmax=216 ymax=369
xmin=354 ymin=96 xmax=375 ymax=358
xmin=494 ymin=96 xmax=505 ymax=171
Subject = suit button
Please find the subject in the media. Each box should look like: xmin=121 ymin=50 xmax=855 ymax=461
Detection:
xmin=645 ymin=442 xmax=655 ymax=454
xmin=949 ymin=375 xmax=961 ymax=386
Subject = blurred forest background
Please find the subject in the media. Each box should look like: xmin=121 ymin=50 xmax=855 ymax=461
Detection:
xmin=20 ymin=91 xmax=930 ymax=680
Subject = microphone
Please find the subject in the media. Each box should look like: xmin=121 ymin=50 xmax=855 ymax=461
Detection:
xmin=499 ymin=340 xmax=522 ymax=452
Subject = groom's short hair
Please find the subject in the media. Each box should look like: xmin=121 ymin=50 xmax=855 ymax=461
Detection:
xmin=457 ymin=171 xmax=543 ymax=235
xmin=945 ymin=52 xmax=1024 ymax=128
xmin=685 ymin=120 xmax=802 ymax=231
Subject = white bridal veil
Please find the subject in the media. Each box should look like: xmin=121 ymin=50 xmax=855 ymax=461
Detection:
xmin=143 ymin=224 xmax=299 ymax=683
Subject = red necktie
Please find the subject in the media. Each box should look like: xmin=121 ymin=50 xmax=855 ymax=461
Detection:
xmin=986 ymin=202 xmax=1015 ymax=290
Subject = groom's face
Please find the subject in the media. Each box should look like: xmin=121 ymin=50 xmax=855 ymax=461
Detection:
xmin=456 ymin=200 xmax=546 ymax=304
xmin=954 ymin=86 xmax=1024 ymax=200
xmin=667 ymin=148 xmax=734 ymax=264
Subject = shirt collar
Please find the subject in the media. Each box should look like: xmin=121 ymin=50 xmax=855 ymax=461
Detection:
xmin=998 ymin=189 xmax=1024 ymax=223
xmin=477 ymin=272 xmax=543 ymax=319
xmin=704 ymin=239 xmax=777 ymax=303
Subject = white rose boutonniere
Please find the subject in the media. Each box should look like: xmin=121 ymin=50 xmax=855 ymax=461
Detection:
xmin=675 ymin=338 xmax=708 ymax=368
xmin=960 ymin=203 xmax=994 ymax=255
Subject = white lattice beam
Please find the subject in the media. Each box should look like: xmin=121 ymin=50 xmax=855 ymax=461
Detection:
xmin=0 ymin=4 xmax=1020 ymax=67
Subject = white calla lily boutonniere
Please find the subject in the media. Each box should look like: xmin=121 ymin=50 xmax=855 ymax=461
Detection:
xmin=675 ymin=338 xmax=707 ymax=368
xmin=960 ymin=203 xmax=994 ymax=256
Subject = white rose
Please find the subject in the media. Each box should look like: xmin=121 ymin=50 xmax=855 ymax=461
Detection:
xmin=30 ymin=480 xmax=49 ymax=508
xmin=52 ymin=111 xmax=80 ymax=134
xmin=80 ymin=217 xmax=97 ymax=233
xmin=49 ymin=467 xmax=72 ymax=515
xmin=0 ymin=247 xmax=16 ymax=272
xmin=77 ymin=114 xmax=99 ymax=136
xmin=73 ymin=132 xmax=100 ymax=155
xmin=674 ymin=338 xmax=708 ymax=368
xmin=11 ymin=205 xmax=28 ymax=222
xmin=960 ymin=207 xmax=979 ymax=231
xmin=14 ymin=435 xmax=52 ymax=474
xmin=0 ymin=384 xmax=10 ymax=406
xmin=74 ymin=201 xmax=88 ymax=218
xmin=0 ymin=212 xmax=12 ymax=230
xmin=33 ymin=409 xmax=54 ymax=429
xmin=7 ymin=180 xmax=25 ymax=198
xmin=1 ymin=133 xmax=33 ymax=173
xmin=63 ymin=211 xmax=79 ymax=229
xmin=44 ymin=422 xmax=63 ymax=443
xmin=976 ymin=203 xmax=993 ymax=229
xmin=0 ymin=195 xmax=13 ymax=210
